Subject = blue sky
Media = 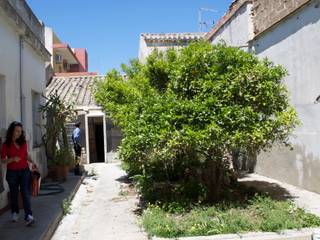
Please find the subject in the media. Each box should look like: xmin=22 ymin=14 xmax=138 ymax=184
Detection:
xmin=27 ymin=1 xmax=233 ymax=74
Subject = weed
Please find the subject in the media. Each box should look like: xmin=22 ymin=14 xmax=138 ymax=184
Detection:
xmin=62 ymin=197 xmax=72 ymax=215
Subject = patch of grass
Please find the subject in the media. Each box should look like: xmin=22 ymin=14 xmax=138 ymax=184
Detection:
xmin=62 ymin=197 xmax=72 ymax=215
xmin=142 ymin=195 xmax=320 ymax=238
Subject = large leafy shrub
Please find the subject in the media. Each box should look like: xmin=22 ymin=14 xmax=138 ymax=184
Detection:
xmin=94 ymin=42 xmax=299 ymax=202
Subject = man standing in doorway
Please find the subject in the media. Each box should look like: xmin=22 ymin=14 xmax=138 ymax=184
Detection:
xmin=72 ymin=122 xmax=81 ymax=175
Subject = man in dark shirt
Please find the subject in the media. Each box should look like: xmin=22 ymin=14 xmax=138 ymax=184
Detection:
xmin=72 ymin=122 xmax=81 ymax=175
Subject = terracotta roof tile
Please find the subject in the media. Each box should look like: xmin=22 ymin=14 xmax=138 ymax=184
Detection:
xmin=45 ymin=75 xmax=104 ymax=107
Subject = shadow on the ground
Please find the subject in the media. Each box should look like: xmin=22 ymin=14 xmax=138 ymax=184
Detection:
xmin=114 ymin=173 xmax=294 ymax=217
xmin=115 ymin=174 xmax=146 ymax=216
xmin=238 ymin=179 xmax=294 ymax=201
xmin=115 ymin=175 xmax=132 ymax=184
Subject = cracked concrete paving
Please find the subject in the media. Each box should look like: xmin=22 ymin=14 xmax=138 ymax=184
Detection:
xmin=51 ymin=163 xmax=147 ymax=240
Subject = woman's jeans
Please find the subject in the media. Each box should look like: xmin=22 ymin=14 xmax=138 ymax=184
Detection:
xmin=6 ymin=168 xmax=32 ymax=219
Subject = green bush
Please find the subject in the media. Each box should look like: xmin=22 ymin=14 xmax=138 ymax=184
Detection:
xmin=54 ymin=147 xmax=74 ymax=166
xmin=94 ymin=42 xmax=299 ymax=202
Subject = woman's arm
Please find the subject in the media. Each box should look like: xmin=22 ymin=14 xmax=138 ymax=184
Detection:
xmin=1 ymin=157 xmax=19 ymax=164
xmin=1 ymin=157 xmax=11 ymax=164
xmin=27 ymin=154 xmax=33 ymax=163
xmin=1 ymin=144 xmax=19 ymax=164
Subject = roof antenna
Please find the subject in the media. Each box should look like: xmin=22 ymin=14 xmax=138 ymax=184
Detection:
xmin=198 ymin=7 xmax=218 ymax=32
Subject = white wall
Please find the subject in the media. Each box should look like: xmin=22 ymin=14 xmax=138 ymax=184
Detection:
xmin=253 ymin=2 xmax=320 ymax=105
xmin=253 ymin=1 xmax=320 ymax=193
xmin=45 ymin=26 xmax=54 ymax=66
xmin=0 ymin=13 xmax=20 ymax=128
xmin=0 ymin=12 xmax=46 ymax=209
xmin=138 ymin=36 xmax=188 ymax=63
xmin=138 ymin=35 xmax=149 ymax=63
xmin=210 ymin=3 xmax=253 ymax=50
xmin=22 ymin=38 xmax=47 ymax=177
xmin=208 ymin=0 xmax=320 ymax=193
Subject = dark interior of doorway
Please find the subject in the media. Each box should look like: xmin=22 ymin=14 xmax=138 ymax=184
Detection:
xmin=95 ymin=124 xmax=104 ymax=162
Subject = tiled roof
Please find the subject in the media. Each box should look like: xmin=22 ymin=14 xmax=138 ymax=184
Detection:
xmin=45 ymin=75 xmax=104 ymax=107
xmin=141 ymin=32 xmax=205 ymax=42
xmin=54 ymin=72 xmax=98 ymax=77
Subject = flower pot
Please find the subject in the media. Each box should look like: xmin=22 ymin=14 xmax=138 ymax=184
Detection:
xmin=49 ymin=165 xmax=69 ymax=182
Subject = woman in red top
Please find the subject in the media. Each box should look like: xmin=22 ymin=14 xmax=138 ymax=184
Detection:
xmin=1 ymin=121 xmax=35 ymax=226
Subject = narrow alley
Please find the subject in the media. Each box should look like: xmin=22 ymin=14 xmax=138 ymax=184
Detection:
xmin=51 ymin=163 xmax=147 ymax=240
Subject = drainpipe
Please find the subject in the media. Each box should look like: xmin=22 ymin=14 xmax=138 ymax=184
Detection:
xmin=19 ymin=36 xmax=25 ymax=125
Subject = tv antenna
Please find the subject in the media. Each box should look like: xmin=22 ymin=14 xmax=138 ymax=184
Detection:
xmin=198 ymin=7 xmax=218 ymax=32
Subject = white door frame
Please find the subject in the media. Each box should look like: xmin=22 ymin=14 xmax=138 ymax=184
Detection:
xmin=85 ymin=114 xmax=90 ymax=164
xmin=103 ymin=115 xmax=107 ymax=163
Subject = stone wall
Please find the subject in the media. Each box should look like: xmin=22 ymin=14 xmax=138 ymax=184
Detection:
xmin=252 ymin=0 xmax=312 ymax=36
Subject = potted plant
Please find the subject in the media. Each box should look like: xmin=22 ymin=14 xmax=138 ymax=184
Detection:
xmin=40 ymin=91 xmax=76 ymax=182
xmin=53 ymin=147 xmax=74 ymax=182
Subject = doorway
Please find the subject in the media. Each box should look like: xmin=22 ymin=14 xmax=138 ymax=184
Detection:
xmin=95 ymin=124 xmax=104 ymax=162
xmin=88 ymin=116 xmax=105 ymax=163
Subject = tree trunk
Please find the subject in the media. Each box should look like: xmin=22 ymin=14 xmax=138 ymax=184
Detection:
xmin=202 ymin=150 xmax=235 ymax=202
xmin=203 ymin=161 xmax=222 ymax=201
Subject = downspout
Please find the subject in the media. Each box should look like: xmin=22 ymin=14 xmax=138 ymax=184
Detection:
xmin=19 ymin=36 xmax=25 ymax=125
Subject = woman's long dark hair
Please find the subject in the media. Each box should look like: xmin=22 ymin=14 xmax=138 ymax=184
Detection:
xmin=5 ymin=121 xmax=26 ymax=147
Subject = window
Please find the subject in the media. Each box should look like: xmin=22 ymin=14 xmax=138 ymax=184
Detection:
xmin=55 ymin=54 xmax=62 ymax=63
xmin=32 ymin=92 xmax=41 ymax=147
